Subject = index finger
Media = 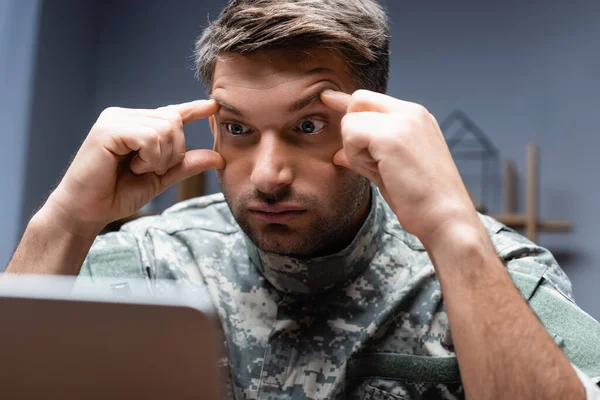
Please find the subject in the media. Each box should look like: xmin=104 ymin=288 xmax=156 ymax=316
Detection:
xmin=323 ymin=89 xmax=415 ymax=114
xmin=346 ymin=90 xmax=413 ymax=113
xmin=172 ymin=99 xmax=220 ymax=124
xmin=320 ymin=90 xmax=351 ymax=113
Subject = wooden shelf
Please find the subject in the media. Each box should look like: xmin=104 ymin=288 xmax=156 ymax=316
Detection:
xmin=490 ymin=213 xmax=572 ymax=232
xmin=497 ymin=144 xmax=572 ymax=241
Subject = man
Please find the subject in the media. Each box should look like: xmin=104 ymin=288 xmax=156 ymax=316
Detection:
xmin=6 ymin=0 xmax=600 ymax=398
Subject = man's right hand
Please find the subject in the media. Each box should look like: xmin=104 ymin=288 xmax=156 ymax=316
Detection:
xmin=45 ymin=100 xmax=224 ymax=237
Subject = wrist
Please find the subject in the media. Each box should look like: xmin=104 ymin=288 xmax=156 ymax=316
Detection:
xmin=423 ymin=217 xmax=486 ymax=253
xmin=37 ymin=193 xmax=105 ymax=239
xmin=423 ymin=217 xmax=507 ymax=285
xmin=413 ymin=202 xmax=482 ymax=248
xmin=7 ymin=199 xmax=98 ymax=276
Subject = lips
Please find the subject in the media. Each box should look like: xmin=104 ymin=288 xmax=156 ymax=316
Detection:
xmin=247 ymin=203 xmax=307 ymax=224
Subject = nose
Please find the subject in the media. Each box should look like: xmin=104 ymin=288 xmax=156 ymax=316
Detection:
xmin=250 ymin=134 xmax=294 ymax=194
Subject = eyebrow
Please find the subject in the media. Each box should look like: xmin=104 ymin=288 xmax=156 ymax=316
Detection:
xmin=289 ymin=91 xmax=324 ymax=113
xmin=211 ymin=89 xmax=328 ymax=118
xmin=211 ymin=97 xmax=243 ymax=116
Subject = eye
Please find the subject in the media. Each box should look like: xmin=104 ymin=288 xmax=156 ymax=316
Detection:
xmin=295 ymin=119 xmax=326 ymax=135
xmin=223 ymin=123 xmax=251 ymax=136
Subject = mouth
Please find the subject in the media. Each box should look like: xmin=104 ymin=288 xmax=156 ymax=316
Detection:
xmin=248 ymin=203 xmax=307 ymax=224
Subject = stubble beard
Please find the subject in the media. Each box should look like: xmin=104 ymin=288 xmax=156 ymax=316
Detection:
xmin=218 ymin=174 xmax=370 ymax=258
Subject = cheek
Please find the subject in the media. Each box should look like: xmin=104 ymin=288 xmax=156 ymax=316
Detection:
xmin=295 ymin=134 xmax=344 ymax=184
xmin=295 ymin=148 xmax=357 ymax=195
xmin=215 ymin=143 xmax=253 ymax=202
xmin=215 ymin=130 xmax=253 ymax=181
xmin=217 ymin=152 xmax=253 ymax=191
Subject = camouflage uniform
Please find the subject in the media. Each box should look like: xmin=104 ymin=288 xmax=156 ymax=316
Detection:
xmin=80 ymin=188 xmax=600 ymax=399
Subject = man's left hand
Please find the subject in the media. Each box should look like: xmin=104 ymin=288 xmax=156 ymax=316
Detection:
xmin=321 ymin=89 xmax=478 ymax=245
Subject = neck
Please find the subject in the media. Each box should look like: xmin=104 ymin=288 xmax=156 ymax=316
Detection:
xmin=245 ymin=184 xmax=386 ymax=294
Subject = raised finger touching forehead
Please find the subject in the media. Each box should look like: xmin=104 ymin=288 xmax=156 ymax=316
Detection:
xmin=320 ymin=89 xmax=351 ymax=113
xmin=171 ymin=99 xmax=220 ymax=124
xmin=346 ymin=90 xmax=415 ymax=113
xmin=321 ymin=89 xmax=415 ymax=114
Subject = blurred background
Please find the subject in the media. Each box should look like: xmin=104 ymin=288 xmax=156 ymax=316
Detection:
xmin=1 ymin=0 xmax=599 ymax=319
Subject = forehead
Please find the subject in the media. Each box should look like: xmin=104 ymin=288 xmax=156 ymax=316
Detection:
xmin=211 ymin=49 xmax=355 ymax=94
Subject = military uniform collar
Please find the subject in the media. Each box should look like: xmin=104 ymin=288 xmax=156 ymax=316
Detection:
xmin=244 ymin=186 xmax=385 ymax=295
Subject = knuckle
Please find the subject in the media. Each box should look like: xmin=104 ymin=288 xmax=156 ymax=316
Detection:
xmin=172 ymin=111 xmax=184 ymax=127
xmin=341 ymin=113 xmax=362 ymax=131
xmin=155 ymin=119 xmax=175 ymax=137
xmin=350 ymin=89 xmax=372 ymax=108
xmin=99 ymin=107 xmax=120 ymax=118
xmin=168 ymin=153 xmax=185 ymax=170
xmin=396 ymin=105 xmax=429 ymax=131
xmin=352 ymin=89 xmax=371 ymax=99
xmin=342 ymin=127 xmax=360 ymax=144
xmin=163 ymin=128 xmax=176 ymax=145
xmin=147 ymin=130 xmax=160 ymax=145
xmin=341 ymin=124 xmax=361 ymax=145
xmin=168 ymin=152 xmax=185 ymax=167
xmin=401 ymin=116 xmax=419 ymax=133
xmin=341 ymin=113 xmax=357 ymax=125
xmin=412 ymin=104 xmax=430 ymax=121
xmin=345 ymin=134 xmax=361 ymax=147
xmin=340 ymin=114 xmax=352 ymax=132
xmin=160 ymin=108 xmax=182 ymax=126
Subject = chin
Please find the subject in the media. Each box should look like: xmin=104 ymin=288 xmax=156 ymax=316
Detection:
xmin=250 ymin=226 xmax=316 ymax=257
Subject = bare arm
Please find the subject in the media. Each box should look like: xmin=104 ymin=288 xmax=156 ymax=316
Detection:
xmin=5 ymin=100 xmax=223 ymax=276
xmin=5 ymin=203 xmax=97 ymax=275
xmin=321 ymin=89 xmax=586 ymax=399
xmin=426 ymin=220 xmax=585 ymax=399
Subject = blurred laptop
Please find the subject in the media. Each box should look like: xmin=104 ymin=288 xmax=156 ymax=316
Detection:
xmin=0 ymin=274 xmax=225 ymax=400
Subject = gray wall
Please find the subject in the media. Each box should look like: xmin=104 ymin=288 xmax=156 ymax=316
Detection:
xmin=0 ymin=0 xmax=41 ymax=267
xmin=20 ymin=0 xmax=101 ymax=227
xmin=385 ymin=0 xmax=600 ymax=318
xmin=7 ymin=0 xmax=600 ymax=319
xmin=91 ymin=0 xmax=225 ymax=208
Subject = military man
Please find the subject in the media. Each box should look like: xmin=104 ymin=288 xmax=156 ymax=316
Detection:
xmin=7 ymin=0 xmax=600 ymax=398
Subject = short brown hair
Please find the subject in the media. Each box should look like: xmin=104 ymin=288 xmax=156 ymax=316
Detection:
xmin=194 ymin=0 xmax=389 ymax=93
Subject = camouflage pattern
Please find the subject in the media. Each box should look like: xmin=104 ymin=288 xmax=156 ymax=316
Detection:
xmin=81 ymin=187 xmax=600 ymax=399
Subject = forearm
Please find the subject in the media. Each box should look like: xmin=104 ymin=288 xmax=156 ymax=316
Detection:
xmin=5 ymin=203 xmax=98 ymax=276
xmin=426 ymin=221 xmax=585 ymax=400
